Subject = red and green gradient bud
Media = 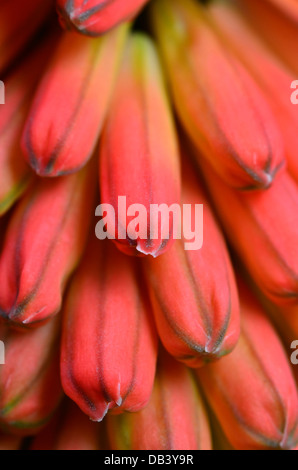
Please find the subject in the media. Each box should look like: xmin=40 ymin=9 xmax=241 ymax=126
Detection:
xmin=60 ymin=235 xmax=158 ymax=422
xmin=197 ymin=279 xmax=298 ymax=450
xmin=208 ymin=0 xmax=298 ymax=188
xmin=142 ymin=158 xmax=240 ymax=368
xmin=151 ymin=0 xmax=285 ymax=190
xmin=0 ymin=317 xmax=63 ymax=435
xmin=0 ymin=0 xmax=54 ymax=74
xmin=99 ymin=33 xmax=181 ymax=258
xmin=56 ymin=0 xmax=149 ymax=36
xmin=0 ymin=33 xmax=59 ymax=216
xmin=107 ymin=349 xmax=212 ymax=450
xmin=201 ymin=159 xmax=298 ymax=307
xmin=22 ymin=23 xmax=128 ymax=177
xmin=0 ymin=161 xmax=96 ymax=326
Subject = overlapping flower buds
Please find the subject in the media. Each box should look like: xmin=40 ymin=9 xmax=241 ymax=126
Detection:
xmin=0 ymin=0 xmax=297 ymax=452
xmin=0 ymin=0 xmax=54 ymax=74
xmin=208 ymin=0 xmax=298 ymax=184
xmin=142 ymin=158 xmax=240 ymax=368
xmin=151 ymin=0 xmax=285 ymax=189
xmin=197 ymin=279 xmax=298 ymax=450
xmin=200 ymin=160 xmax=298 ymax=307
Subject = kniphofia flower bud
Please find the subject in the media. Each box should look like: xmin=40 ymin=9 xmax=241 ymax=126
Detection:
xmin=56 ymin=0 xmax=149 ymax=36
xmin=107 ymin=349 xmax=212 ymax=450
xmin=99 ymin=33 xmax=181 ymax=257
xmin=142 ymin=157 xmax=240 ymax=367
xmin=197 ymin=278 xmax=298 ymax=450
xmin=208 ymin=0 xmax=298 ymax=186
xmin=0 ymin=34 xmax=59 ymax=216
xmin=0 ymin=161 xmax=96 ymax=326
xmin=151 ymin=0 xmax=285 ymax=189
xmin=60 ymin=235 xmax=158 ymax=422
xmin=22 ymin=23 xmax=128 ymax=176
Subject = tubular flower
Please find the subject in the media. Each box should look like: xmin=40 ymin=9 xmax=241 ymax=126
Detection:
xmin=197 ymin=278 xmax=298 ymax=450
xmin=60 ymin=235 xmax=158 ymax=422
xmin=142 ymin=158 xmax=240 ymax=368
xmin=150 ymin=0 xmax=285 ymax=190
xmin=208 ymin=0 xmax=298 ymax=184
xmin=0 ymin=161 xmax=96 ymax=326
xmin=22 ymin=23 xmax=128 ymax=176
xmin=200 ymin=159 xmax=298 ymax=307
xmin=99 ymin=33 xmax=181 ymax=257
xmin=0 ymin=33 xmax=59 ymax=216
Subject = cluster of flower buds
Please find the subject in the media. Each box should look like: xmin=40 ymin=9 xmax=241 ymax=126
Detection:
xmin=0 ymin=0 xmax=297 ymax=451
